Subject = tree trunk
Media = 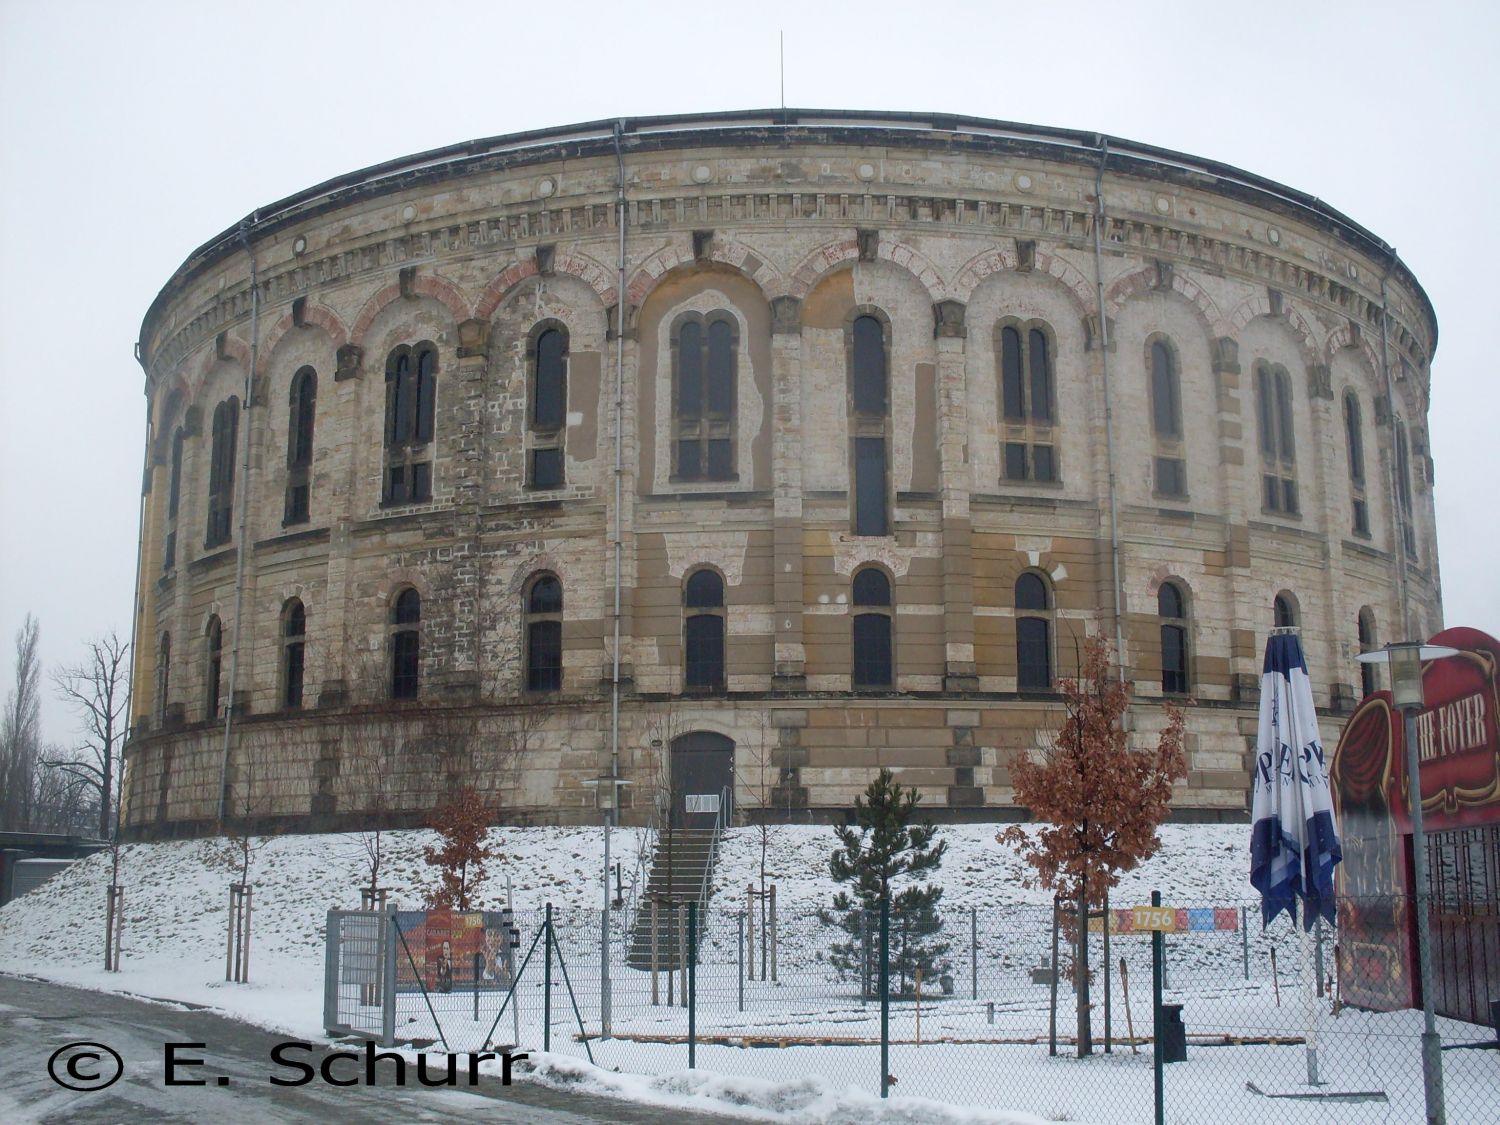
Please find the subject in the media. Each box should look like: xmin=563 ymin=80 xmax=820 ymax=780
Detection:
xmin=99 ymin=744 xmax=112 ymax=840
xmin=1076 ymin=875 xmax=1092 ymax=1056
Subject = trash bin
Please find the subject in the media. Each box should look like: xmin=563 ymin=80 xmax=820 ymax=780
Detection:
xmin=1159 ymin=1003 xmax=1187 ymax=1063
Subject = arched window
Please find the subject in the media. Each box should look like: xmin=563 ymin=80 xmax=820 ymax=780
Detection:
xmin=683 ymin=569 xmax=725 ymax=691
xmin=850 ymin=314 xmax=890 ymax=534
xmin=529 ymin=327 xmax=567 ymax=488
xmin=673 ymin=315 xmax=736 ymax=481
xmin=1344 ymin=392 xmax=1368 ymax=536
xmin=285 ymin=367 xmax=317 ymax=524
xmin=156 ymin=632 xmax=172 ymax=725
xmin=164 ymin=427 xmax=184 ymax=568
xmin=852 ymin=567 xmax=893 ymax=689
xmin=526 ymin=574 xmax=563 ymax=692
xmin=205 ymin=615 xmax=223 ymax=720
xmin=1255 ymin=361 xmax=1298 ymax=514
xmin=1395 ymin=419 xmax=1416 ymax=559
xmin=1159 ymin=582 xmax=1189 ymax=694
xmin=1358 ymin=607 xmax=1378 ymax=697
xmin=390 ymin=589 xmax=421 ymax=699
xmin=1148 ymin=338 xmax=1185 ymax=497
xmin=999 ymin=323 xmax=1058 ymax=483
xmin=206 ymin=398 xmax=239 ymax=548
xmin=383 ymin=343 xmax=437 ymax=504
xmin=1273 ymin=593 xmax=1297 ymax=629
xmin=281 ymin=600 xmax=306 ymax=709
xmin=1015 ymin=572 xmax=1052 ymax=691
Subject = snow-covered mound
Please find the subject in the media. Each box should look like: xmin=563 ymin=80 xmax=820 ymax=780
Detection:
xmin=0 ymin=822 xmax=1257 ymax=1022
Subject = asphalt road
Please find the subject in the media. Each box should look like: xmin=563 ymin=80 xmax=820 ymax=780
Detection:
xmin=0 ymin=973 xmax=732 ymax=1124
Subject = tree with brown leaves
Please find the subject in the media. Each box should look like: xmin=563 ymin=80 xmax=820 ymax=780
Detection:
xmin=423 ymin=785 xmax=501 ymax=911
xmin=999 ymin=633 xmax=1187 ymax=1056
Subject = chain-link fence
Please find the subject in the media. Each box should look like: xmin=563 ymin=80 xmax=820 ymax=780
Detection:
xmin=326 ymin=894 xmax=1498 ymax=1123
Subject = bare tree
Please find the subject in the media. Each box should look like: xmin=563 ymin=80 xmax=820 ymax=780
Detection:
xmin=0 ymin=614 xmax=42 ymax=831
xmin=744 ymin=712 xmax=776 ymax=896
xmin=31 ymin=745 xmax=100 ymax=834
xmin=50 ymin=631 xmax=129 ymax=840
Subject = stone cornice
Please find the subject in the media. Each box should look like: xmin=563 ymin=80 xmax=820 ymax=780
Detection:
xmin=142 ymin=185 xmax=1433 ymax=398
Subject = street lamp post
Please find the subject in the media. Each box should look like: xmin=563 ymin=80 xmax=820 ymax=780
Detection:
xmin=1358 ymin=640 xmax=1458 ymax=1125
xmin=584 ymin=773 xmax=630 ymax=1038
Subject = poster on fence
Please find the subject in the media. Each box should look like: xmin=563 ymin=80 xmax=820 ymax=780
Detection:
xmin=1330 ymin=626 xmax=1500 ymax=1022
xmin=392 ymin=909 xmax=517 ymax=994
xmin=1087 ymin=907 xmax=1238 ymax=933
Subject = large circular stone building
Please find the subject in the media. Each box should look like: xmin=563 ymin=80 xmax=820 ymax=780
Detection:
xmin=122 ymin=109 xmax=1442 ymax=838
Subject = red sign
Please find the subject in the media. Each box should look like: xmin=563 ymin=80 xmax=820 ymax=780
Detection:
xmin=1329 ymin=627 xmax=1500 ymax=1015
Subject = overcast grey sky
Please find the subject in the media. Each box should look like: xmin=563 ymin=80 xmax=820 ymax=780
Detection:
xmin=2 ymin=0 xmax=1495 ymax=746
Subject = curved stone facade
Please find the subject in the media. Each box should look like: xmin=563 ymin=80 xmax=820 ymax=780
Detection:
xmin=123 ymin=110 xmax=1442 ymax=838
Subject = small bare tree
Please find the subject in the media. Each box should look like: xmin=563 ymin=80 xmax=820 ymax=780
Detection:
xmin=50 ymin=631 xmax=129 ymax=841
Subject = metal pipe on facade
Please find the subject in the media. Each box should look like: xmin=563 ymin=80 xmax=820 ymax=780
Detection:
xmin=611 ymin=121 xmax=626 ymax=797
xmin=1378 ymin=258 xmax=1412 ymax=638
xmin=218 ymin=217 xmax=260 ymax=825
xmin=1091 ymin=138 xmax=1127 ymax=676
xmin=120 ymin=389 xmax=152 ymax=836
xmin=600 ymin=118 xmax=630 ymax=1036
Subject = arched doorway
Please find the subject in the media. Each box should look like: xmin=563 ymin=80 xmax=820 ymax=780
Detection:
xmin=670 ymin=732 xmax=734 ymax=829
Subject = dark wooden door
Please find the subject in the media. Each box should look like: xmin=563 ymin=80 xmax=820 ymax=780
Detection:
xmin=670 ymin=732 xmax=734 ymax=829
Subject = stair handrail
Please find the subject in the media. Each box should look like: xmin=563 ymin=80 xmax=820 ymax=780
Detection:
xmin=695 ymin=784 xmax=732 ymax=919
xmin=621 ymin=789 xmax=662 ymax=935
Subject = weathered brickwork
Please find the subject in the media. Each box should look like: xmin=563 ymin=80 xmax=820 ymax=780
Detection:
xmin=123 ymin=111 xmax=1442 ymax=838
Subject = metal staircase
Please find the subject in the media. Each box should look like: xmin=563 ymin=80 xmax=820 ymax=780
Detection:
xmin=625 ymin=786 xmax=729 ymax=970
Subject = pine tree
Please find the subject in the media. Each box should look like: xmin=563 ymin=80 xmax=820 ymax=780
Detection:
xmin=820 ymin=768 xmax=950 ymax=998
xmin=999 ymin=633 xmax=1187 ymax=1056
xmin=423 ymin=786 xmax=500 ymax=911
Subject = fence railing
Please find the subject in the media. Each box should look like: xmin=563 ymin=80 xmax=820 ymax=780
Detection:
xmin=324 ymin=894 xmax=1495 ymax=1124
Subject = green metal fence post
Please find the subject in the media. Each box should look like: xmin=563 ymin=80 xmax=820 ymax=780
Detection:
xmin=1241 ymin=905 xmax=1249 ymax=980
xmin=544 ymin=902 xmax=553 ymax=1054
xmin=970 ymin=906 xmax=978 ymax=1001
xmin=688 ymin=901 xmax=698 ymax=1069
xmin=1103 ymin=888 xmax=1112 ymax=1053
xmin=1152 ymin=890 xmax=1164 ymax=1125
xmin=880 ymin=895 xmax=890 ymax=1099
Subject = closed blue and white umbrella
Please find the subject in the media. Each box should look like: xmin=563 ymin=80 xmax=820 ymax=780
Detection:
xmin=1250 ymin=630 xmax=1342 ymax=931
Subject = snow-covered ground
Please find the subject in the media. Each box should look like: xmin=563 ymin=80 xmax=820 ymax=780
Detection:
xmin=1 ymin=824 xmax=1491 ymax=1123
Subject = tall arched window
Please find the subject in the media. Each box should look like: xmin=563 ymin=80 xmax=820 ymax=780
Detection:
xmin=164 ymin=427 xmax=184 ymax=568
xmin=1358 ymin=607 xmax=1378 ymax=697
xmin=673 ymin=315 xmax=737 ymax=481
xmin=383 ymin=343 xmax=437 ymax=504
xmin=285 ymin=367 xmax=317 ymax=524
xmin=281 ymin=600 xmax=306 ymax=709
xmin=1344 ymin=392 xmax=1368 ymax=535
xmin=1015 ymin=572 xmax=1052 ymax=691
xmin=1255 ymin=361 xmax=1298 ymax=514
xmin=1273 ymin=593 xmax=1298 ymax=629
xmin=205 ymin=615 xmax=224 ymax=720
xmin=156 ymin=632 xmax=172 ymax=725
xmin=1148 ymin=338 xmax=1185 ymax=497
xmin=852 ymin=567 xmax=893 ymax=689
xmin=1159 ymin=582 xmax=1189 ymax=695
xmin=851 ymin=314 xmax=890 ymax=534
xmin=526 ymin=574 xmax=563 ymax=692
xmin=529 ymin=327 xmax=567 ymax=488
xmin=206 ymin=398 xmax=239 ymax=548
xmin=683 ymin=569 xmax=726 ymax=691
xmin=390 ymin=589 xmax=421 ymax=699
xmin=999 ymin=323 xmax=1058 ymax=482
xmin=1395 ymin=419 xmax=1416 ymax=558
